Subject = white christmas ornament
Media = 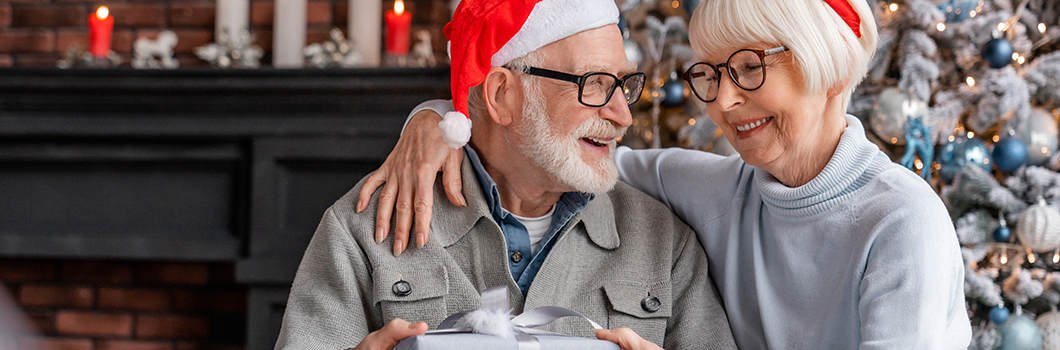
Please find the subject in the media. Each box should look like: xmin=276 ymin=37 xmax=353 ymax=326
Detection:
xmin=1037 ymin=310 xmax=1060 ymax=350
xmin=871 ymin=88 xmax=928 ymax=146
xmin=1017 ymin=197 xmax=1060 ymax=252
xmin=1011 ymin=107 xmax=1060 ymax=166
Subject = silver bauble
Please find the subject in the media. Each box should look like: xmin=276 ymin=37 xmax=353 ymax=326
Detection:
xmin=1037 ymin=310 xmax=1060 ymax=350
xmin=624 ymin=38 xmax=643 ymax=67
xmin=1017 ymin=197 xmax=1060 ymax=252
xmin=871 ymin=88 xmax=928 ymax=146
xmin=999 ymin=314 xmax=1043 ymax=350
xmin=1011 ymin=107 xmax=1059 ymax=166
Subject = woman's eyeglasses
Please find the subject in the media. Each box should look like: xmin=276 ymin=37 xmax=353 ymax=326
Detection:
xmin=681 ymin=46 xmax=788 ymax=103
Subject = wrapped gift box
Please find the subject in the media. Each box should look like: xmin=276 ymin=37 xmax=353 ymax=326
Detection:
xmin=394 ymin=286 xmax=619 ymax=350
xmin=394 ymin=332 xmax=620 ymax=350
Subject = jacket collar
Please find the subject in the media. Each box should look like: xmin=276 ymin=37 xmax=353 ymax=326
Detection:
xmin=430 ymin=151 xmax=620 ymax=250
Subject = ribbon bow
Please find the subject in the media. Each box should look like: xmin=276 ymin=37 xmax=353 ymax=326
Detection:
xmin=426 ymin=286 xmax=606 ymax=350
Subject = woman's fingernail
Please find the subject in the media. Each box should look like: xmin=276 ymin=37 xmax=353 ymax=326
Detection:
xmin=375 ymin=228 xmax=385 ymax=243
xmin=393 ymin=240 xmax=404 ymax=257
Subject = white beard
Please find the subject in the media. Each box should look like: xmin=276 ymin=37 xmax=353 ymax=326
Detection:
xmin=513 ymin=83 xmax=625 ymax=194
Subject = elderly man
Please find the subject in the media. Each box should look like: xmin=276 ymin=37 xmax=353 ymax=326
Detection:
xmin=274 ymin=1 xmax=735 ymax=349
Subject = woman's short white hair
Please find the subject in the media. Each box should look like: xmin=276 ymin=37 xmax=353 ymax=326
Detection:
xmin=689 ymin=0 xmax=878 ymax=109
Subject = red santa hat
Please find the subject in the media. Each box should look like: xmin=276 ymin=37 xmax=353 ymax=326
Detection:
xmin=438 ymin=0 xmax=620 ymax=148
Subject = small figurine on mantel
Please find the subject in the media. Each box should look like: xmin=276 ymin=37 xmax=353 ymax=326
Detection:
xmin=132 ymin=30 xmax=179 ymax=69
xmin=408 ymin=30 xmax=438 ymax=67
xmin=195 ymin=29 xmax=263 ymax=68
xmin=56 ymin=48 xmax=121 ymax=69
xmin=303 ymin=28 xmax=364 ymax=68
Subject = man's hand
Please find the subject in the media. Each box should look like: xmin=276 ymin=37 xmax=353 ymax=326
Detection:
xmin=351 ymin=319 xmax=428 ymax=350
xmin=595 ymin=328 xmax=665 ymax=350
xmin=355 ymin=109 xmax=466 ymax=257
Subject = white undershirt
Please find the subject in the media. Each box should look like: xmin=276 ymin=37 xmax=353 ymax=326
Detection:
xmin=510 ymin=205 xmax=556 ymax=255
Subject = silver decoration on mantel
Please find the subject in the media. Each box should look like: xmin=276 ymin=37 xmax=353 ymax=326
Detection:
xmin=195 ymin=29 xmax=263 ymax=68
xmin=304 ymin=28 xmax=365 ymax=69
xmin=133 ymin=30 xmax=180 ymax=69
xmin=57 ymin=49 xmax=121 ymax=69
xmin=408 ymin=30 xmax=438 ymax=67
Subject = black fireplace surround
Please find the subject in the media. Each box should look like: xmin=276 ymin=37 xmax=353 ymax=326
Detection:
xmin=0 ymin=67 xmax=451 ymax=349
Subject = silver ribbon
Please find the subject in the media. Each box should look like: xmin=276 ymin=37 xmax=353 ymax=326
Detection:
xmin=430 ymin=286 xmax=604 ymax=350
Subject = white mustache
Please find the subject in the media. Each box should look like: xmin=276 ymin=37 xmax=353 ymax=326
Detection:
xmin=574 ymin=117 xmax=627 ymax=141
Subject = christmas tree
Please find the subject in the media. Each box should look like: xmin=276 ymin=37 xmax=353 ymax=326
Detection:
xmin=617 ymin=0 xmax=1060 ymax=347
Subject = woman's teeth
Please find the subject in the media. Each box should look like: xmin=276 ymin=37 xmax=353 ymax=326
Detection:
xmin=735 ymin=117 xmax=772 ymax=132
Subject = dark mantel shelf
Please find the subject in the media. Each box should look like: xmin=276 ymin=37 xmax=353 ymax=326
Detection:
xmin=0 ymin=67 xmax=450 ymax=137
xmin=0 ymin=67 xmax=452 ymax=350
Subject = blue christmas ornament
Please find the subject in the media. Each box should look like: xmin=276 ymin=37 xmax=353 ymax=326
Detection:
xmin=660 ymin=78 xmax=686 ymax=108
xmin=683 ymin=0 xmax=701 ymax=13
xmin=939 ymin=135 xmax=992 ymax=184
xmin=999 ymin=314 xmax=1043 ymax=350
xmin=993 ymin=137 xmax=1028 ymax=173
xmin=995 ymin=226 xmax=1012 ymax=242
xmin=938 ymin=0 xmax=979 ymax=22
xmin=982 ymin=37 xmax=1015 ymax=69
xmin=900 ymin=116 xmax=933 ymax=182
xmin=991 ymin=305 xmax=1011 ymax=324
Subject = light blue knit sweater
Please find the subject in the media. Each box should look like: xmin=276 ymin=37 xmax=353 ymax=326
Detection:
xmin=614 ymin=115 xmax=971 ymax=349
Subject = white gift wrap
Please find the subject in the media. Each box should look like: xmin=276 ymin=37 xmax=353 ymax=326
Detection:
xmin=394 ymin=286 xmax=620 ymax=350
xmin=394 ymin=332 xmax=620 ymax=350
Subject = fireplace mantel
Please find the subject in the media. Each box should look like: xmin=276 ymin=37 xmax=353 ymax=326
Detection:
xmin=0 ymin=67 xmax=451 ymax=350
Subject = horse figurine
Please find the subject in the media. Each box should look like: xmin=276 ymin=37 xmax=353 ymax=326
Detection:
xmin=133 ymin=30 xmax=179 ymax=69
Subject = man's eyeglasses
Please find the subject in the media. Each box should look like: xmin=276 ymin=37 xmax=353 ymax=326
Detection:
xmin=681 ymin=46 xmax=789 ymax=103
xmin=508 ymin=66 xmax=646 ymax=107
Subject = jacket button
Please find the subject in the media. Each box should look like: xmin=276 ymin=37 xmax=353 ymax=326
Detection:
xmin=392 ymin=280 xmax=412 ymax=296
xmin=641 ymin=296 xmax=661 ymax=313
xmin=511 ymin=252 xmax=523 ymax=263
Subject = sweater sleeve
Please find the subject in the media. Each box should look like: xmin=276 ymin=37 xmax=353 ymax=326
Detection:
xmin=856 ymin=174 xmax=972 ymax=349
xmin=614 ymin=146 xmax=744 ymax=229
xmin=275 ymin=207 xmax=380 ymax=350
xmin=403 ymin=99 xmax=456 ymax=134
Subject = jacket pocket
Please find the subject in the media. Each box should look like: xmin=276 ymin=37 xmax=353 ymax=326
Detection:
xmin=604 ymin=281 xmax=671 ymax=344
xmin=372 ymin=265 xmax=449 ymax=327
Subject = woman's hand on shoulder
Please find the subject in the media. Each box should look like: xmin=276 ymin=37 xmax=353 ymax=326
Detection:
xmin=356 ymin=109 xmax=467 ymax=256
xmin=596 ymin=328 xmax=665 ymax=350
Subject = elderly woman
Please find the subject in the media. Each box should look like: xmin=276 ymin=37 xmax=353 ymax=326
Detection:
xmin=357 ymin=0 xmax=972 ymax=347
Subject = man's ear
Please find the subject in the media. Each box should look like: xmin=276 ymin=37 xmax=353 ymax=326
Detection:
xmin=482 ymin=67 xmax=519 ymax=126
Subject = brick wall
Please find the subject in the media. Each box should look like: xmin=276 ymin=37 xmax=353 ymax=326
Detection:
xmin=1 ymin=258 xmax=248 ymax=350
xmin=0 ymin=0 xmax=450 ymax=67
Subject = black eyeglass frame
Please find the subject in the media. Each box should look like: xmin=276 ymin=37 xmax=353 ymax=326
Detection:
xmin=681 ymin=46 xmax=789 ymax=103
xmin=508 ymin=66 xmax=647 ymax=107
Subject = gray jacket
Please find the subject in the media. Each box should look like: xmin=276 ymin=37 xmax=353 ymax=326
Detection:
xmin=275 ymin=157 xmax=736 ymax=349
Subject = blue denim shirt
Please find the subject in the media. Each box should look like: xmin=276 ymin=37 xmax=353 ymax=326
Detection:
xmin=464 ymin=146 xmax=592 ymax=297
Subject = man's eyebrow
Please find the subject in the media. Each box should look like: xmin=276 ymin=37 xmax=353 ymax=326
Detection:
xmin=572 ymin=63 xmax=639 ymax=76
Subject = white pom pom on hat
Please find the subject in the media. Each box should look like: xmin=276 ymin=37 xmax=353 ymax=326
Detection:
xmin=439 ymin=0 xmax=620 ymax=148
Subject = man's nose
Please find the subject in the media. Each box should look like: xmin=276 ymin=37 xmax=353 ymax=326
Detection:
xmin=600 ymin=88 xmax=633 ymax=127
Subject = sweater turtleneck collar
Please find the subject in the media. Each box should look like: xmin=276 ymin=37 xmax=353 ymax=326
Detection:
xmin=755 ymin=115 xmax=886 ymax=217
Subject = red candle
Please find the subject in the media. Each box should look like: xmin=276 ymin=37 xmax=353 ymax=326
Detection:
xmin=88 ymin=6 xmax=113 ymax=58
xmin=385 ymin=0 xmax=411 ymax=55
